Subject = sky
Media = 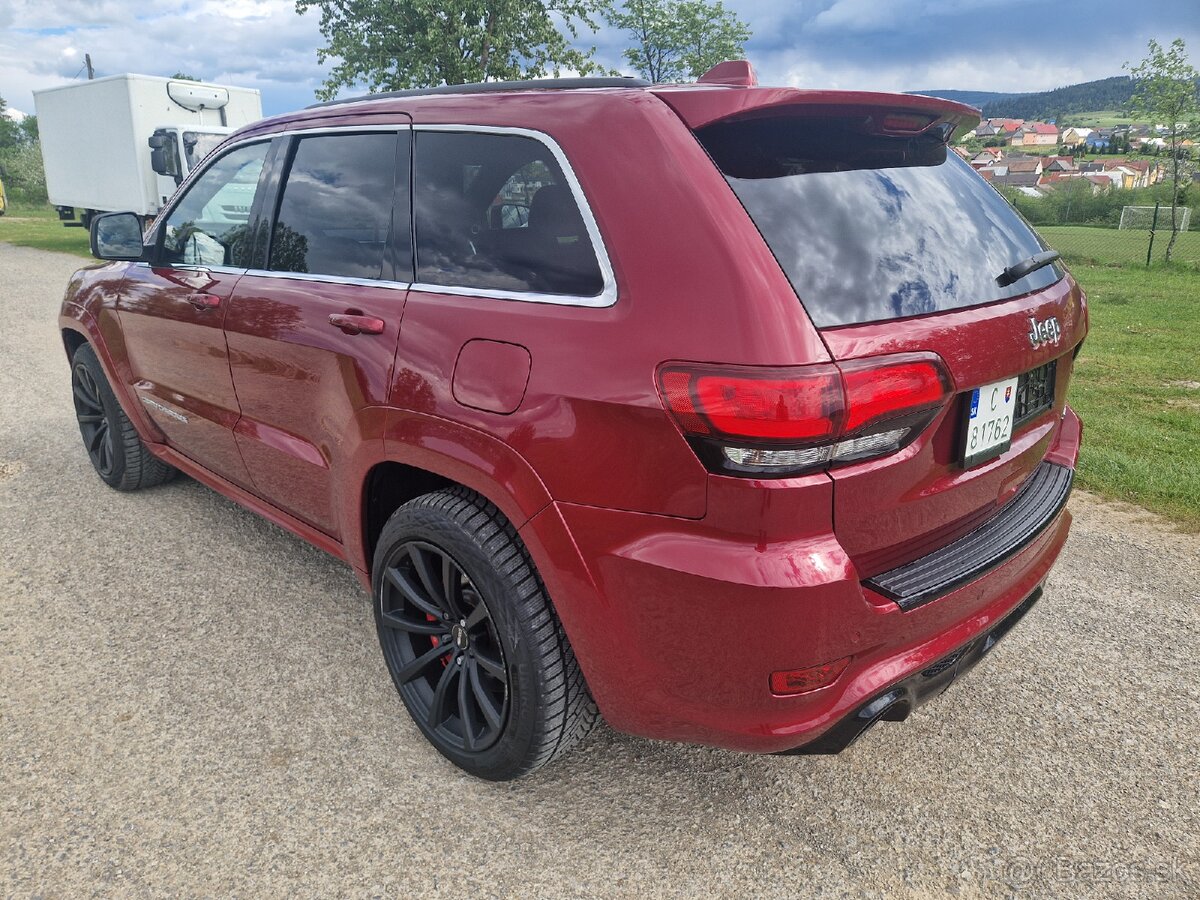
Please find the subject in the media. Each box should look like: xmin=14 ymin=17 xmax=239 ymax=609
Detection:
xmin=1 ymin=0 xmax=1198 ymax=118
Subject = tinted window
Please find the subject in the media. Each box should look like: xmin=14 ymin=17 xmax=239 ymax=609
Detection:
xmin=698 ymin=117 xmax=1063 ymax=328
xmin=413 ymin=131 xmax=604 ymax=297
xmin=269 ymin=132 xmax=400 ymax=279
xmin=160 ymin=142 xmax=268 ymax=267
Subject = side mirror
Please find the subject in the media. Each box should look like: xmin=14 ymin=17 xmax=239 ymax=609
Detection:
xmin=90 ymin=212 xmax=146 ymax=261
xmin=149 ymin=130 xmax=182 ymax=182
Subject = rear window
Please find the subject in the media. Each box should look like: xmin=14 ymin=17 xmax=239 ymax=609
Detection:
xmin=697 ymin=116 xmax=1063 ymax=328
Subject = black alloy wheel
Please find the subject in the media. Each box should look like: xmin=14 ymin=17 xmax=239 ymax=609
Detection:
xmin=69 ymin=342 xmax=177 ymax=490
xmin=372 ymin=488 xmax=599 ymax=780
xmin=72 ymin=358 xmax=115 ymax=478
xmin=378 ymin=540 xmax=509 ymax=752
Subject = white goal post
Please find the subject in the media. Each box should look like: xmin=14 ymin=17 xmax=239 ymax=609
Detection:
xmin=1120 ymin=205 xmax=1192 ymax=231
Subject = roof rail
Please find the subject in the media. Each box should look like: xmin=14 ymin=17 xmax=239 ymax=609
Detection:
xmin=306 ymin=76 xmax=653 ymax=110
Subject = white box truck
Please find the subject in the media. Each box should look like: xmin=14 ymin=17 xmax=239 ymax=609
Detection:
xmin=34 ymin=74 xmax=262 ymax=228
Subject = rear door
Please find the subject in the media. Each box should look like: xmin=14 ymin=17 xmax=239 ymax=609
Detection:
xmin=119 ymin=139 xmax=272 ymax=488
xmin=684 ymin=100 xmax=1086 ymax=576
xmin=222 ymin=126 xmax=411 ymax=539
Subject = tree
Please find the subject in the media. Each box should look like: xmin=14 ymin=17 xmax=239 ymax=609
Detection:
xmin=295 ymin=0 xmax=607 ymax=99
xmin=607 ymin=0 xmax=749 ymax=83
xmin=171 ymin=72 xmax=202 ymax=82
xmin=1126 ymin=38 xmax=1199 ymax=262
xmin=0 ymin=94 xmax=21 ymax=152
xmin=18 ymin=115 xmax=38 ymax=145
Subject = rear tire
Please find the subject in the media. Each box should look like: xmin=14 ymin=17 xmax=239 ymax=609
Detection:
xmin=71 ymin=343 xmax=177 ymax=491
xmin=373 ymin=487 xmax=599 ymax=780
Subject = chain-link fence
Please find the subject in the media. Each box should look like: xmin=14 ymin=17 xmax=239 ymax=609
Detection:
xmin=996 ymin=182 xmax=1199 ymax=267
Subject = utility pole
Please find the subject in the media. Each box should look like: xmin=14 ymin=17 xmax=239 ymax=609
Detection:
xmin=85 ymin=54 xmax=94 ymax=80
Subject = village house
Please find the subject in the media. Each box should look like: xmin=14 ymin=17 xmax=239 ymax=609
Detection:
xmin=1014 ymin=122 xmax=1059 ymax=146
xmin=980 ymin=155 xmax=1043 ymax=187
xmin=970 ymin=147 xmax=1005 ymax=167
xmin=1043 ymin=156 xmax=1076 ymax=173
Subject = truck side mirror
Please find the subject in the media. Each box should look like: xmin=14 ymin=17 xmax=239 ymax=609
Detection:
xmin=90 ymin=212 xmax=146 ymax=261
xmin=149 ymin=130 xmax=182 ymax=183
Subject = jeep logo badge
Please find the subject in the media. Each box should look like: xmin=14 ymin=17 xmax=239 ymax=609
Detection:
xmin=1028 ymin=315 xmax=1062 ymax=349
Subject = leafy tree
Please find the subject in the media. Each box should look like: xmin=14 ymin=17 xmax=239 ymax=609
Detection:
xmin=16 ymin=114 xmax=38 ymax=147
xmin=171 ymin=72 xmax=202 ymax=82
xmin=0 ymin=95 xmax=47 ymax=204
xmin=1126 ymin=38 xmax=1199 ymax=261
xmin=295 ymin=0 xmax=607 ymax=99
xmin=0 ymin=94 xmax=21 ymax=152
xmin=607 ymin=0 xmax=749 ymax=83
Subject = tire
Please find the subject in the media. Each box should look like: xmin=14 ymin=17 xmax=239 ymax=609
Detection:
xmin=71 ymin=343 xmax=178 ymax=491
xmin=372 ymin=487 xmax=599 ymax=780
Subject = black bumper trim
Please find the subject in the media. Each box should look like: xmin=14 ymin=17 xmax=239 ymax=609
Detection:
xmin=785 ymin=586 xmax=1043 ymax=755
xmin=865 ymin=461 xmax=1073 ymax=611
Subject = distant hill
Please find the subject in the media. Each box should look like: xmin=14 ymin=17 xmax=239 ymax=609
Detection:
xmin=980 ymin=76 xmax=1134 ymax=120
xmin=906 ymin=89 xmax=1024 ymax=109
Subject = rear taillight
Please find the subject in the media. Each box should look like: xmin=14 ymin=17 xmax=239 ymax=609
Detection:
xmin=657 ymin=353 xmax=952 ymax=477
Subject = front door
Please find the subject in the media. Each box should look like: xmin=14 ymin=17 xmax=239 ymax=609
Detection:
xmin=223 ymin=127 xmax=411 ymax=538
xmin=118 ymin=140 xmax=274 ymax=488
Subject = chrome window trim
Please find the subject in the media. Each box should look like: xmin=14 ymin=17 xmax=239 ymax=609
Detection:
xmin=242 ymin=268 xmax=411 ymax=291
xmin=132 ymin=262 xmax=246 ymax=276
xmin=185 ymin=122 xmax=619 ymax=308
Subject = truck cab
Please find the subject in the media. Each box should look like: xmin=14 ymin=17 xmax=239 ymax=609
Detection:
xmin=147 ymin=125 xmax=236 ymax=219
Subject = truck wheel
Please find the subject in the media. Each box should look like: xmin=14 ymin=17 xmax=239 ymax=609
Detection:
xmin=71 ymin=343 xmax=177 ymax=491
xmin=372 ymin=487 xmax=600 ymax=780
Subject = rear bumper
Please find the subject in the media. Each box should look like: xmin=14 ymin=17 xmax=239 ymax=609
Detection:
xmin=519 ymin=405 xmax=1082 ymax=754
xmin=786 ymin=585 xmax=1043 ymax=754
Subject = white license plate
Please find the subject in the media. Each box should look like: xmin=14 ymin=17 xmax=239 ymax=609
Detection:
xmin=962 ymin=376 xmax=1019 ymax=467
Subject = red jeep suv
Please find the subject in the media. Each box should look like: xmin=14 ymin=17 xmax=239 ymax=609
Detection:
xmin=64 ymin=62 xmax=1084 ymax=780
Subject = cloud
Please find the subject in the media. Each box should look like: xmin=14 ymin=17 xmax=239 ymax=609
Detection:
xmin=1 ymin=0 xmax=1199 ymax=118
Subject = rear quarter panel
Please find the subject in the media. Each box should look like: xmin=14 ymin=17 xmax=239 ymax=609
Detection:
xmin=391 ymin=91 xmax=833 ymax=519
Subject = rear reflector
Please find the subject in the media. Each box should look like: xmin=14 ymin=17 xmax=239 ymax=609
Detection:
xmin=657 ymin=354 xmax=951 ymax=477
xmin=770 ymin=656 xmax=852 ymax=695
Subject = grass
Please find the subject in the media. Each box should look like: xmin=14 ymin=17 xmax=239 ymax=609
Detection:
xmin=0 ymin=202 xmax=92 ymax=259
xmin=1039 ymin=232 xmax=1200 ymax=529
xmin=1039 ymin=224 xmax=1200 ymax=267
xmin=1059 ymin=110 xmax=1136 ymax=127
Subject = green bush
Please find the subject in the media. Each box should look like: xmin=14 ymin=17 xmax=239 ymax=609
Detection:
xmin=0 ymin=140 xmax=48 ymax=204
xmin=996 ymin=179 xmax=1197 ymax=230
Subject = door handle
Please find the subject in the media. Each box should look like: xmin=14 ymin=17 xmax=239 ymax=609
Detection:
xmin=188 ymin=293 xmax=221 ymax=311
xmin=328 ymin=313 xmax=385 ymax=336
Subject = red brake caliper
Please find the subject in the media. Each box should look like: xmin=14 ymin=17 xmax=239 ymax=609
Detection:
xmin=428 ymin=613 xmax=450 ymax=666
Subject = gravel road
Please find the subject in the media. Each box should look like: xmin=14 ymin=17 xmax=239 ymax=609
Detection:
xmin=1 ymin=243 xmax=1197 ymax=898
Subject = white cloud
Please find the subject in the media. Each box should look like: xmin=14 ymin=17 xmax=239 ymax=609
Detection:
xmin=1 ymin=0 xmax=326 ymax=114
xmin=1 ymin=0 xmax=1198 ymax=117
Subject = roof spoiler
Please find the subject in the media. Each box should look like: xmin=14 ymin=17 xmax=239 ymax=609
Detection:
xmin=653 ymin=83 xmax=981 ymax=142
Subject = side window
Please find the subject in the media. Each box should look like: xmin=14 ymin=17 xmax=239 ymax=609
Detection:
xmin=161 ymin=142 xmax=269 ymax=267
xmin=268 ymin=132 xmax=401 ymax=280
xmin=413 ymin=131 xmax=604 ymax=297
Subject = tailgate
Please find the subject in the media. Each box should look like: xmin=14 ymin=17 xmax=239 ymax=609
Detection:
xmin=678 ymin=86 xmax=1086 ymax=577
xmin=821 ymin=280 xmax=1085 ymax=576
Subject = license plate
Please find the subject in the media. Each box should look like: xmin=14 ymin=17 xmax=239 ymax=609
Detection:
xmin=961 ymin=376 xmax=1019 ymax=467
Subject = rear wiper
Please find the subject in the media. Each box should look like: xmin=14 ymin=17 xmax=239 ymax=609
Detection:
xmin=996 ymin=250 xmax=1060 ymax=287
